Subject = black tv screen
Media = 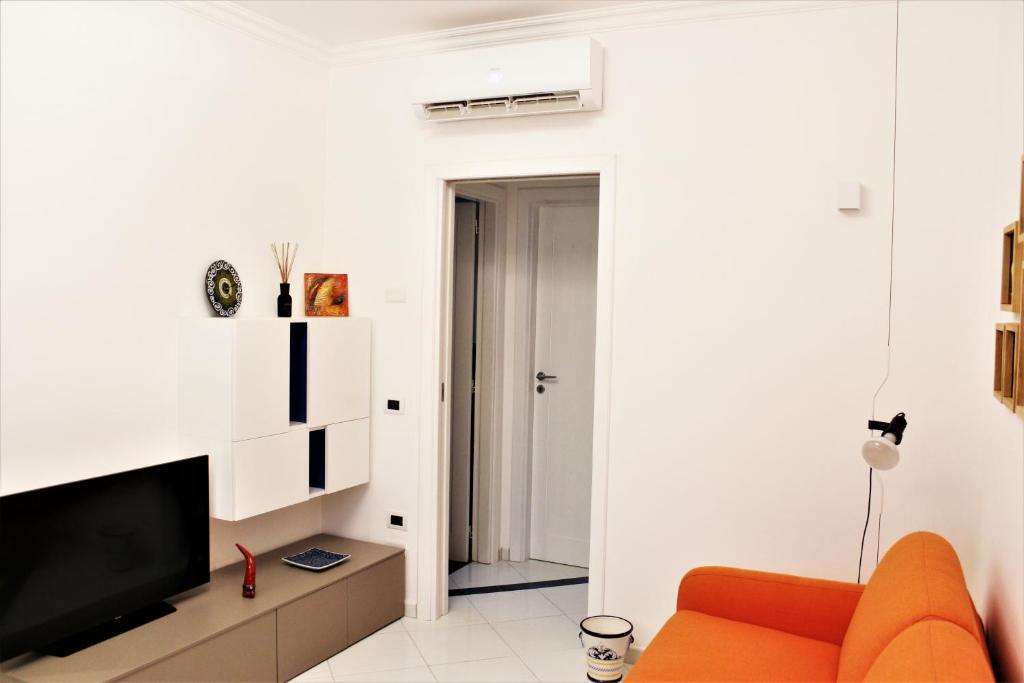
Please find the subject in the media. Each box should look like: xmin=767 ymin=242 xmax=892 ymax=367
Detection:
xmin=0 ymin=456 xmax=210 ymax=659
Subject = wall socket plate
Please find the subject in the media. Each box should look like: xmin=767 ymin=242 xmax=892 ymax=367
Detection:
xmin=385 ymin=398 xmax=403 ymax=415
xmin=387 ymin=511 xmax=407 ymax=531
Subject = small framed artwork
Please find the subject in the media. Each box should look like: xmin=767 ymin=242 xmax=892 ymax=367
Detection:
xmin=304 ymin=273 xmax=349 ymax=317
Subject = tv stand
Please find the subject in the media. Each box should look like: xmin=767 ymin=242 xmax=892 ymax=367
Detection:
xmin=42 ymin=602 xmax=176 ymax=658
xmin=2 ymin=536 xmax=404 ymax=682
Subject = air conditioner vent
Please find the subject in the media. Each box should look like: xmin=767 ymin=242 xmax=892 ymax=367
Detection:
xmin=424 ymin=102 xmax=466 ymax=120
xmin=466 ymin=98 xmax=512 ymax=116
xmin=512 ymin=92 xmax=581 ymax=114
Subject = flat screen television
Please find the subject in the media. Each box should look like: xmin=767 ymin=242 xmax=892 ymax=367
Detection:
xmin=0 ymin=455 xmax=209 ymax=660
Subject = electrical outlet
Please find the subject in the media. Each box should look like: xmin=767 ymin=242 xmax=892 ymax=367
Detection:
xmin=387 ymin=511 xmax=407 ymax=531
xmin=385 ymin=398 xmax=403 ymax=415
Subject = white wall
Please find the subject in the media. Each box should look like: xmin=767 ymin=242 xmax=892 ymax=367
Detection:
xmin=0 ymin=0 xmax=329 ymax=568
xmin=318 ymin=0 xmax=1023 ymax=674
xmin=883 ymin=2 xmax=1024 ymax=679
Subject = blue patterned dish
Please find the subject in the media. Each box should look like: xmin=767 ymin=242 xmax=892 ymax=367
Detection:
xmin=282 ymin=548 xmax=350 ymax=571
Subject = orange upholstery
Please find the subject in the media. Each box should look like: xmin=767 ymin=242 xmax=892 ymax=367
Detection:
xmin=837 ymin=532 xmax=987 ymax=680
xmin=863 ymin=621 xmax=994 ymax=682
xmin=677 ymin=567 xmax=864 ymax=646
xmin=626 ymin=610 xmax=841 ymax=682
xmin=628 ymin=532 xmax=993 ymax=682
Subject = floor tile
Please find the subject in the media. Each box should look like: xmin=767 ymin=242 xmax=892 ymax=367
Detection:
xmin=492 ymin=615 xmax=581 ymax=657
xmin=468 ymin=589 xmax=562 ymax=623
xmin=430 ymin=656 xmax=538 ymax=682
xmin=327 ymin=631 xmax=426 ymax=678
xmin=540 ymin=584 xmax=589 ymax=618
xmin=289 ymin=660 xmax=333 ymax=682
xmin=403 ymin=596 xmax=487 ymax=631
xmin=520 ymin=647 xmax=588 ymax=682
xmin=378 ymin=618 xmax=407 ymax=633
xmin=333 ymin=666 xmax=437 ymax=682
xmin=407 ymin=622 xmax=513 ymax=665
xmin=509 ymin=560 xmax=589 ymax=583
xmin=448 ymin=561 xmax=525 ymax=589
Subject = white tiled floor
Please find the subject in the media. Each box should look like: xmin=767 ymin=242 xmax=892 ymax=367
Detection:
xmin=448 ymin=559 xmax=589 ymax=590
xmin=288 ymin=583 xmax=633 ymax=683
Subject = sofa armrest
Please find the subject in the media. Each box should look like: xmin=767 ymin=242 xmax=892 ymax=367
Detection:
xmin=677 ymin=566 xmax=864 ymax=645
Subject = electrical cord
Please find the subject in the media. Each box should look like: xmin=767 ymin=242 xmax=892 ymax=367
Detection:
xmin=871 ymin=0 xmax=900 ymax=423
xmin=857 ymin=467 xmax=873 ymax=584
xmin=875 ymin=471 xmax=885 ymax=566
xmin=861 ymin=0 xmax=900 ymax=584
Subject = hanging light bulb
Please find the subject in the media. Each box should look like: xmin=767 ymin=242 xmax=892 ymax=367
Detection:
xmin=862 ymin=413 xmax=907 ymax=470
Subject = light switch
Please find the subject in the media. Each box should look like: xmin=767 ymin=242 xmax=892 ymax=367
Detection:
xmin=837 ymin=182 xmax=862 ymax=211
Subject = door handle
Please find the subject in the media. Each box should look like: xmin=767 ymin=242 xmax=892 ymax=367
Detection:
xmin=536 ymin=371 xmax=558 ymax=382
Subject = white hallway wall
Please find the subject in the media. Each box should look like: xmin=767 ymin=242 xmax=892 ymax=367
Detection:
xmin=318 ymin=0 xmax=1024 ymax=675
xmin=0 ymin=1 xmax=329 ymax=569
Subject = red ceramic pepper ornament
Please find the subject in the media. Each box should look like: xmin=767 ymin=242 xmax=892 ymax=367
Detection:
xmin=236 ymin=543 xmax=256 ymax=598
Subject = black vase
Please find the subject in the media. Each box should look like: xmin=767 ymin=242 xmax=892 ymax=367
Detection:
xmin=277 ymin=282 xmax=292 ymax=318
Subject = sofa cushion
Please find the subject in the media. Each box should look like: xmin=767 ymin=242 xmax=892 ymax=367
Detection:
xmin=837 ymin=532 xmax=986 ymax=681
xmin=863 ymin=620 xmax=993 ymax=681
xmin=627 ymin=610 xmax=840 ymax=682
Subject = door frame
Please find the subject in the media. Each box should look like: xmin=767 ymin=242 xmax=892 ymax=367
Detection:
xmin=448 ymin=197 xmax=479 ymax=566
xmin=417 ymin=156 xmax=617 ymax=622
xmin=452 ymin=186 xmax=506 ymax=567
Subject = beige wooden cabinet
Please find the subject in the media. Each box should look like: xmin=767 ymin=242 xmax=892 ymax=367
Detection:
xmin=2 ymin=537 xmax=404 ymax=683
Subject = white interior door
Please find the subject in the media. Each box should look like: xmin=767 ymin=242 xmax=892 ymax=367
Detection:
xmin=449 ymin=200 xmax=477 ymax=564
xmin=530 ymin=202 xmax=598 ymax=568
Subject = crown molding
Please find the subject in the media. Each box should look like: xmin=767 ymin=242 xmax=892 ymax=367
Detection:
xmin=169 ymin=0 xmax=331 ymax=65
xmin=171 ymin=0 xmax=884 ymax=69
xmin=329 ymin=0 xmax=884 ymax=66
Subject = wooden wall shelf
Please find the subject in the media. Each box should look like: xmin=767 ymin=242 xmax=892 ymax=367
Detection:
xmin=1001 ymin=221 xmax=1020 ymax=311
xmin=993 ymin=155 xmax=1024 ymax=416
xmin=997 ymin=323 xmax=1019 ymax=408
xmin=1 ymin=536 xmax=404 ymax=683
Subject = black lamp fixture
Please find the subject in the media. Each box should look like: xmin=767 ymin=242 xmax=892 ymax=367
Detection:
xmin=862 ymin=412 xmax=908 ymax=471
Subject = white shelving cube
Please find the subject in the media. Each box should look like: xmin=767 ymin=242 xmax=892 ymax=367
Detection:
xmin=233 ymin=320 xmax=290 ymax=441
xmin=232 ymin=430 xmax=307 ymax=519
xmin=179 ymin=317 xmax=372 ymax=521
xmin=307 ymin=318 xmax=371 ymax=428
xmin=326 ymin=418 xmax=370 ymax=493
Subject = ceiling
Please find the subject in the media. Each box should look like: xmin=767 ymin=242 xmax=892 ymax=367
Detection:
xmin=233 ymin=0 xmax=643 ymax=47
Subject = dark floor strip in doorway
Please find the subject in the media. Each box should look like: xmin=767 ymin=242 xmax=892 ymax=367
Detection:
xmin=449 ymin=576 xmax=588 ymax=597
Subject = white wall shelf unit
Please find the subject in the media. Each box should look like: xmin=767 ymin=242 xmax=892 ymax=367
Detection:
xmin=180 ymin=317 xmax=371 ymax=521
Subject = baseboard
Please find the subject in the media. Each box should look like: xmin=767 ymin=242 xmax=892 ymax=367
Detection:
xmin=626 ymin=645 xmax=644 ymax=665
xmin=404 ymin=601 xmax=416 ymax=618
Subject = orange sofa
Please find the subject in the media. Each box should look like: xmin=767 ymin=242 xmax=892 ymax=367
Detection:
xmin=628 ymin=532 xmax=993 ymax=682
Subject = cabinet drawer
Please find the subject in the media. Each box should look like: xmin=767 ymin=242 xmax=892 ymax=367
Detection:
xmin=325 ymin=419 xmax=369 ymax=493
xmin=233 ymin=319 xmax=290 ymax=441
xmin=307 ymin=319 xmax=371 ymax=428
xmin=277 ymin=580 xmax=349 ymax=682
xmin=121 ymin=612 xmax=276 ymax=682
xmin=348 ymin=554 xmax=404 ymax=644
xmin=232 ymin=430 xmax=307 ymax=520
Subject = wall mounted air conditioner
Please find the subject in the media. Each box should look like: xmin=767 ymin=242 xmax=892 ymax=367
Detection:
xmin=411 ymin=37 xmax=603 ymax=122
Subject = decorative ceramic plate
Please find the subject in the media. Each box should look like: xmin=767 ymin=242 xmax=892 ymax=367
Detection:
xmin=282 ymin=548 xmax=350 ymax=571
xmin=206 ymin=260 xmax=243 ymax=317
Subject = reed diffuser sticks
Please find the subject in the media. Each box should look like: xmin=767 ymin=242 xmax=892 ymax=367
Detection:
xmin=271 ymin=242 xmax=298 ymax=283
